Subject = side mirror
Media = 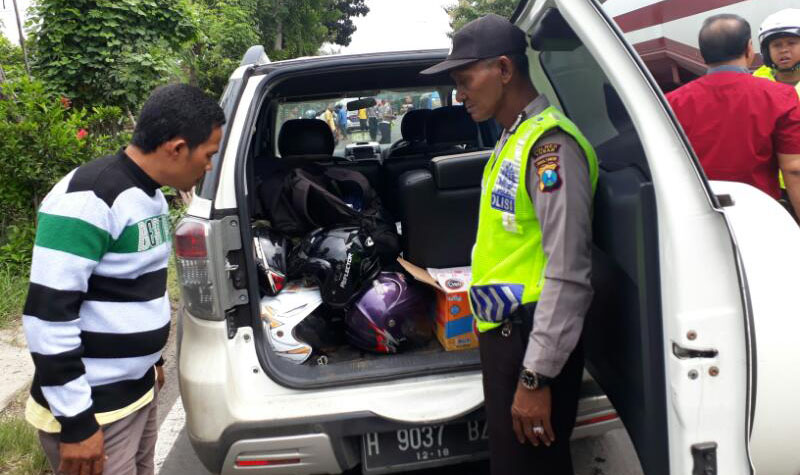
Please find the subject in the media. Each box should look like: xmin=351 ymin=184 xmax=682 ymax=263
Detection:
xmin=347 ymin=97 xmax=377 ymax=111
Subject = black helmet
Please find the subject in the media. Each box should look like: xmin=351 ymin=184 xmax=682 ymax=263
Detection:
xmin=253 ymin=226 xmax=288 ymax=296
xmin=288 ymin=227 xmax=380 ymax=308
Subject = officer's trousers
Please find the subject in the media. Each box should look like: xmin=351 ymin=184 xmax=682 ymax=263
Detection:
xmin=477 ymin=310 xmax=584 ymax=475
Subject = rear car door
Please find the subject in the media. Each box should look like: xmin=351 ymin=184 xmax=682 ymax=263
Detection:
xmin=514 ymin=1 xmax=753 ymax=474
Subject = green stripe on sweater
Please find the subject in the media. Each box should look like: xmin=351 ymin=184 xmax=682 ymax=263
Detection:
xmin=108 ymin=214 xmax=171 ymax=253
xmin=36 ymin=213 xmax=111 ymax=262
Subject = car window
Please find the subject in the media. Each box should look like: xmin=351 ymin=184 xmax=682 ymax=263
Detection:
xmin=274 ymin=88 xmax=446 ymax=158
xmin=539 ymin=45 xmax=621 ymax=147
xmin=196 ymin=78 xmax=242 ymax=199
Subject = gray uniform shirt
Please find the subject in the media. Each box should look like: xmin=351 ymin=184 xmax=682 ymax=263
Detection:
xmin=493 ymin=95 xmax=594 ymax=377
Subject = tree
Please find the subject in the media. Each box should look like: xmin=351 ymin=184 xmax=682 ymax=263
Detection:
xmin=184 ymin=0 xmax=260 ymax=96
xmin=445 ymin=0 xmax=519 ymax=33
xmin=29 ymin=0 xmax=196 ymax=112
xmin=325 ymin=0 xmax=369 ymax=47
xmin=0 ymin=34 xmax=25 ymax=82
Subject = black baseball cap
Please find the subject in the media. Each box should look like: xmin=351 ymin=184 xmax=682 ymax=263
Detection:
xmin=420 ymin=14 xmax=528 ymax=75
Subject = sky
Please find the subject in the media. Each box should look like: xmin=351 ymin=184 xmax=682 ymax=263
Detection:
xmin=336 ymin=0 xmax=454 ymax=54
xmin=0 ymin=0 xmax=31 ymax=44
xmin=1 ymin=0 xmax=453 ymax=52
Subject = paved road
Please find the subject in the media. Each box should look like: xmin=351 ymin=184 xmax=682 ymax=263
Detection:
xmin=152 ymin=326 xmax=643 ymax=475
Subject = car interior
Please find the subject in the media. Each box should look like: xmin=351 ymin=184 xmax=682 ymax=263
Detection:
xmin=240 ymin=8 xmax=667 ymax=474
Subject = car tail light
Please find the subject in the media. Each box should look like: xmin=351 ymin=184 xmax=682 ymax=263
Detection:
xmin=174 ymin=219 xmax=216 ymax=319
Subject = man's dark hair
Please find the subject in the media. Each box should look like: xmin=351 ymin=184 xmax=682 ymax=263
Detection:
xmin=698 ymin=14 xmax=752 ymax=64
xmin=132 ymin=84 xmax=226 ymax=153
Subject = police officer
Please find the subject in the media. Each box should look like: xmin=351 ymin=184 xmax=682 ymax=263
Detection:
xmin=754 ymin=9 xmax=800 ymax=211
xmin=421 ymin=14 xmax=597 ymax=475
xmin=755 ymin=9 xmax=800 ymax=93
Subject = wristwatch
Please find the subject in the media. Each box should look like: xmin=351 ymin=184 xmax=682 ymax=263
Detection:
xmin=519 ymin=368 xmax=553 ymax=390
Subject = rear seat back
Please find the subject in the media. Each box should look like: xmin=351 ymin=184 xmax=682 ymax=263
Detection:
xmin=382 ymin=106 xmax=482 ymax=216
xmin=397 ymin=150 xmax=491 ymax=268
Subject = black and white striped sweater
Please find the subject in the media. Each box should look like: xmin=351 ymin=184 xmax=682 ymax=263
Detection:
xmin=23 ymin=149 xmax=170 ymax=442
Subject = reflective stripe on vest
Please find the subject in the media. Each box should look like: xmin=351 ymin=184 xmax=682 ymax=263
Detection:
xmin=753 ymin=66 xmax=800 ymax=189
xmin=469 ymin=106 xmax=598 ymax=332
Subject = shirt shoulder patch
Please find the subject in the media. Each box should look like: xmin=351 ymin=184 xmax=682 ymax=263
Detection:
xmin=534 ymin=155 xmax=561 ymax=193
xmin=532 ymin=142 xmax=561 ymax=158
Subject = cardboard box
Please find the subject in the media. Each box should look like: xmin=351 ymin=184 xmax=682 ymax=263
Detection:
xmin=398 ymin=258 xmax=479 ymax=351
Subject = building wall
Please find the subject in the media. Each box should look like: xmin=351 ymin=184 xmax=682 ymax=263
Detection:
xmin=603 ymin=0 xmax=799 ymax=90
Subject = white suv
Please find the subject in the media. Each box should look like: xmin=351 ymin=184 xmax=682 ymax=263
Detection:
xmin=174 ymin=1 xmax=800 ymax=474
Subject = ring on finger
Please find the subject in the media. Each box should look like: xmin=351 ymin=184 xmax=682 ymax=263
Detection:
xmin=531 ymin=425 xmax=545 ymax=435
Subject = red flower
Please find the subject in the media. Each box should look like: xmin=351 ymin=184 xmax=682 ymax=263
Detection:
xmin=76 ymin=129 xmax=88 ymax=140
xmin=60 ymin=97 xmax=72 ymax=109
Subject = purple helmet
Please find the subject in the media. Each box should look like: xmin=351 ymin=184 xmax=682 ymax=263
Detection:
xmin=345 ymin=272 xmax=432 ymax=354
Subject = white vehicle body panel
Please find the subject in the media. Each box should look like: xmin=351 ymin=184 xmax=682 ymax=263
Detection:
xmin=179 ymin=317 xmax=484 ymax=443
xmin=186 ymin=195 xmax=212 ymax=219
xmin=711 ymin=181 xmax=800 ymax=474
xmin=215 ymin=75 xmax=266 ymax=210
xmin=543 ymin=1 xmax=750 ymax=473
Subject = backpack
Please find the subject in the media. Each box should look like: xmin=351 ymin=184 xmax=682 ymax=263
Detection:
xmin=257 ymin=164 xmax=400 ymax=263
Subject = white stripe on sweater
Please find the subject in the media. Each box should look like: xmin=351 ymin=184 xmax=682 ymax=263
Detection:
xmin=83 ymin=353 xmax=161 ymax=387
xmin=93 ymin=244 xmax=171 ymax=279
xmin=79 ymin=296 xmax=170 ymax=334
xmin=22 ymin=316 xmax=82 ymax=356
xmin=111 ymin=187 xmax=169 ymax=226
xmin=29 ymin=246 xmax=98 ymax=292
xmin=40 ymin=377 xmax=93 ymax=417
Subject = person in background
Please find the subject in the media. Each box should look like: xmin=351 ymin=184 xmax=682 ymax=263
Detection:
xmin=358 ymin=107 xmax=368 ymax=135
xmin=336 ymin=104 xmax=349 ymax=140
xmin=322 ymin=103 xmax=337 ymax=139
xmin=754 ymin=9 xmax=800 ymax=209
xmin=22 ymin=84 xmax=224 ymax=475
xmin=667 ymin=14 xmax=800 ymax=218
xmin=367 ymin=102 xmax=379 ymax=141
xmin=421 ymin=14 xmax=597 ymax=475
xmin=755 ymin=9 xmax=800 ymax=93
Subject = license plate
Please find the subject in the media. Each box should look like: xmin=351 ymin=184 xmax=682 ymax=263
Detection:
xmin=361 ymin=420 xmax=489 ymax=474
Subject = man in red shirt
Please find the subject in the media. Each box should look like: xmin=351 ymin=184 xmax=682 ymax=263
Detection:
xmin=667 ymin=14 xmax=800 ymax=215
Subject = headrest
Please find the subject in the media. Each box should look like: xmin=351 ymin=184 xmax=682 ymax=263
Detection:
xmin=431 ymin=151 xmax=491 ymax=190
xmin=426 ymin=106 xmax=478 ymax=147
xmin=401 ymin=109 xmax=432 ymax=142
xmin=278 ymin=119 xmax=334 ymax=158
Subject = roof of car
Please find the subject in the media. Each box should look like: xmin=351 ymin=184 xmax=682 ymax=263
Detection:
xmin=254 ymin=49 xmax=449 ymax=73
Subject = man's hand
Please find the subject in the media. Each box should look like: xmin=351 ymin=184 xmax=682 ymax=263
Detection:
xmin=511 ymin=385 xmax=554 ymax=447
xmin=59 ymin=428 xmax=104 ymax=475
xmin=155 ymin=365 xmax=165 ymax=390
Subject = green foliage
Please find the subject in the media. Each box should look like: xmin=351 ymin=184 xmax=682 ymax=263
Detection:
xmin=29 ymin=0 xmax=196 ymax=111
xmin=445 ymin=0 xmax=519 ymax=33
xmin=0 ymin=265 xmax=29 ymax=328
xmin=0 ymin=414 xmax=49 ymax=474
xmin=0 ymin=35 xmax=25 ymax=82
xmin=185 ymin=0 xmax=260 ymax=97
xmin=0 ymin=78 xmax=129 ymax=261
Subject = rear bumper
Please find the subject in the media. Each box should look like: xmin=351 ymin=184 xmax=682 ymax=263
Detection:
xmin=191 ymin=403 xmax=621 ymax=474
xmin=179 ymin=309 xmax=621 ymax=473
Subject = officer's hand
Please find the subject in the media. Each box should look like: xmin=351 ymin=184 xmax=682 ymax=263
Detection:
xmin=59 ymin=428 xmax=105 ymax=475
xmin=511 ymin=385 xmax=554 ymax=447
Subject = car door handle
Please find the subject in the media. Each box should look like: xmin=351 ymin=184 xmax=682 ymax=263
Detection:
xmin=672 ymin=342 xmax=718 ymax=359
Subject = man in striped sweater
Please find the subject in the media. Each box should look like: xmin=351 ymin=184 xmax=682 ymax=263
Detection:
xmin=23 ymin=84 xmax=224 ymax=475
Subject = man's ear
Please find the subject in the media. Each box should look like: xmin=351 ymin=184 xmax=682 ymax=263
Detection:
xmin=745 ymin=39 xmax=756 ymax=67
xmin=161 ymin=137 xmax=189 ymax=159
xmin=497 ymin=56 xmax=515 ymax=85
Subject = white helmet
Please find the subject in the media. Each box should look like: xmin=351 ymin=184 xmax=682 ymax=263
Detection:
xmin=759 ymin=9 xmax=800 ymax=71
xmin=260 ymin=281 xmax=323 ymax=364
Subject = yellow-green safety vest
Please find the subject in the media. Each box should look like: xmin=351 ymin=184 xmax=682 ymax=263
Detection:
xmin=753 ymin=66 xmax=800 ymax=189
xmin=469 ymin=106 xmax=598 ymax=332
